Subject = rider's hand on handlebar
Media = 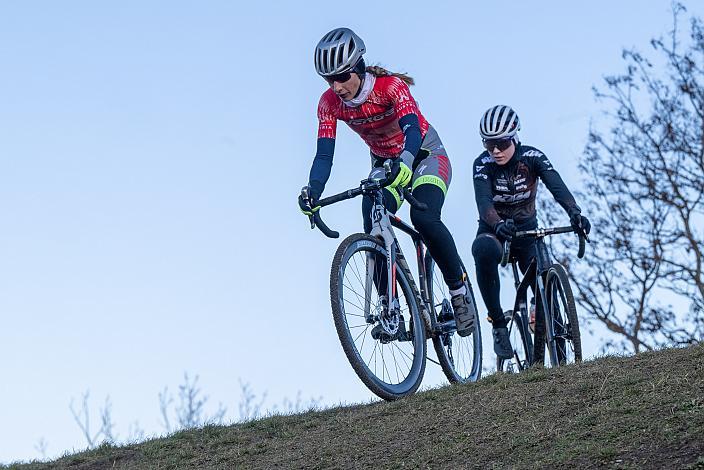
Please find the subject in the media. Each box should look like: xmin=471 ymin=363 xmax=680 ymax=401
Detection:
xmin=569 ymin=212 xmax=591 ymax=235
xmin=298 ymin=186 xmax=321 ymax=216
xmin=387 ymin=157 xmax=413 ymax=190
xmin=494 ymin=219 xmax=516 ymax=241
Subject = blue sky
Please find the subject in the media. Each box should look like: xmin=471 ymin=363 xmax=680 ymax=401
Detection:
xmin=1 ymin=0 xmax=702 ymax=463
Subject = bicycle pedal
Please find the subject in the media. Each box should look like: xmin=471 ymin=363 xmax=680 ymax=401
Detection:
xmin=435 ymin=319 xmax=457 ymax=335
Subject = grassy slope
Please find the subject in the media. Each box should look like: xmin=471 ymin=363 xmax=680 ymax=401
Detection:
xmin=7 ymin=344 xmax=704 ymax=469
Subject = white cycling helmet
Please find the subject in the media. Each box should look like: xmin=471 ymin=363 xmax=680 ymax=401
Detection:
xmin=314 ymin=28 xmax=366 ymax=76
xmin=479 ymin=105 xmax=521 ymax=140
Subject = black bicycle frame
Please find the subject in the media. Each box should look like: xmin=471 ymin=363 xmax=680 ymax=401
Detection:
xmin=506 ymin=226 xmax=585 ymax=366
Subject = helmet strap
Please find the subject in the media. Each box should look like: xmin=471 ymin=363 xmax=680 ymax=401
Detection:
xmin=353 ymin=74 xmax=364 ymax=99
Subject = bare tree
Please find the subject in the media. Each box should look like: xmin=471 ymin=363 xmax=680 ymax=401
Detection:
xmin=69 ymin=391 xmax=115 ymax=448
xmin=65 ymin=375 xmax=322 ymax=458
xmin=33 ymin=437 xmax=48 ymax=460
xmin=274 ymin=390 xmax=324 ymax=415
xmin=541 ymin=3 xmax=704 ymax=352
xmin=237 ymin=380 xmax=324 ymax=420
xmin=159 ymin=373 xmax=227 ymax=432
xmin=126 ymin=421 xmax=145 ymax=443
xmin=237 ymin=379 xmax=267 ymax=421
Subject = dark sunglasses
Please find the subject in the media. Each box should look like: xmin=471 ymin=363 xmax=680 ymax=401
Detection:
xmin=483 ymin=138 xmax=513 ymax=152
xmin=324 ymin=72 xmax=353 ymax=84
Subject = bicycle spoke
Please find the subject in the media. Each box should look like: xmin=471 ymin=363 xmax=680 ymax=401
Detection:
xmin=343 ymin=277 xmax=368 ymax=310
xmin=331 ymin=235 xmax=427 ymax=399
xmin=352 ymin=325 xmax=370 ymax=344
xmin=349 ymin=253 xmax=367 ymax=289
xmin=427 ymin=257 xmax=481 ymax=383
xmin=389 ymin=344 xmax=402 ymax=383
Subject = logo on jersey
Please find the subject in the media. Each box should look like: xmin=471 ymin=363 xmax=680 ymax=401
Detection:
xmin=474 ymin=173 xmax=487 ymax=180
xmin=481 ymin=155 xmax=495 ymax=164
xmin=493 ymin=191 xmax=532 ymax=203
xmin=475 ymin=165 xmax=484 ymax=173
xmin=523 ymin=150 xmax=544 ymax=157
xmin=417 ymin=164 xmax=428 ymax=175
xmin=348 ymin=108 xmax=395 ymax=126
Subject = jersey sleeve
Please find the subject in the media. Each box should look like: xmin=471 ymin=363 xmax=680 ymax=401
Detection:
xmin=386 ymin=77 xmax=421 ymax=120
xmin=398 ymin=113 xmax=422 ymax=157
xmin=473 ymin=156 xmax=502 ymax=228
xmin=531 ymin=149 xmax=580 ymax=215
xmin=317 ymin=92 xmax=338 ymax=139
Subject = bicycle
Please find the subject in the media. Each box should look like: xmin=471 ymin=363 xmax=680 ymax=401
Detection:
xmin=496 ymin=224 xmax=587 ymax=373
xmin=301 ymin=162 xmax=482 ymax=400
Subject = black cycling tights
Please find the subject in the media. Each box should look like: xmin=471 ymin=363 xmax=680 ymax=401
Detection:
xmin=471 ymin=232 xmax=535 ymax=328
xmin=362 ymin=184 xmax=464 ymax=290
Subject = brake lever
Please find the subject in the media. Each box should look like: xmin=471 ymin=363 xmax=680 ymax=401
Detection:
xmin=577 ymin=225 xmax=590 ymax=243
xmin=383 ymin=159 xmax=393 ymax=177
xmin=300 ymin=186 xmax=316 ymax=229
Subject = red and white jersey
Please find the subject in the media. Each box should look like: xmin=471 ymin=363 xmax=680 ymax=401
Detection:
xmin=316 ymin=76 xmax=430 ymax=158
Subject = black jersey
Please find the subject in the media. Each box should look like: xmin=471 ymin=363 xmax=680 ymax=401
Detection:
xmin=472 ymin=144 xmax=579 ymax=228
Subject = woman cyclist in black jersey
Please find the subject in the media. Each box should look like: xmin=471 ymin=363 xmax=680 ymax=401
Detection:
xmin=471 ymin=105 xmax=591 ymax=360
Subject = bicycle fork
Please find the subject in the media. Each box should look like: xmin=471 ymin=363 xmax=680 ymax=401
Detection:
xmin=361 ymin=242 xmax=399 ymax=321
xmin=536 ymin=274 xmax=558 ymax=366
xmin=362 ymin=205 xmax=399 ymax=321
xmin=362 ymin=204 xmax=431 ymax=335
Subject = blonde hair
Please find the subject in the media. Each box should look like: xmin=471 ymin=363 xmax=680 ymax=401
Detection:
xmin=365 ymin=65 xmax=415 ymax=86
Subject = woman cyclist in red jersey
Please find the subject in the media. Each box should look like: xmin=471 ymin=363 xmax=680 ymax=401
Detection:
xmin=298 ymin=27 xmax=475 ymax=336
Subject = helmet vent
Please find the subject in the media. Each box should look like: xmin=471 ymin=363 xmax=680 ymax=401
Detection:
xmin=479 ymin=105 xmax=520 ymax=140
xmin=337 ymin=46 xmax=345 ymax=67
xmin=314 ymin=28 xmax=366 ymax=77
xmin=322 ymin=49 xmax=329 ymax=73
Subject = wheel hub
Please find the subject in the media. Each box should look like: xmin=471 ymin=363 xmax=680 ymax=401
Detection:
xmin=380 ymin=298 xmax=401 ymax=335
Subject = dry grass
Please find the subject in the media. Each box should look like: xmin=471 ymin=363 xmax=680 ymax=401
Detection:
xmin=7 ymin=344 xmax=704 ymax=469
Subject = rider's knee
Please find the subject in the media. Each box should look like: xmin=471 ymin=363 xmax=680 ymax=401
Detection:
xmin=409 ymin=204 xmax=440 ymax=234
xmin=409 ymin=183 xmax=442 ymax=233
xmin=472 ymin=233 xmax=502 ymax=264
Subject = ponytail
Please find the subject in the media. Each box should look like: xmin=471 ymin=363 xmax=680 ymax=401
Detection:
xmin=365 ymin=65 xmax=415 ymax=86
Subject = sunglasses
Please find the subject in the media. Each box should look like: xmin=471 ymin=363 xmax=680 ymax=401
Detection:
xmin=324 ymin=72 xmax=353 ymax=84
xmin=483 ymin=138 xmax=513 ymax=152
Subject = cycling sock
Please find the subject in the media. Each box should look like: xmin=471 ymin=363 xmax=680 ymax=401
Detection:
xmin=449 ymin=285 xmax=466 ymax=297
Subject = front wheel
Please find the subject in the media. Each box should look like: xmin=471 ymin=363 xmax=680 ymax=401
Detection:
xmin=330 ymin=233 xmax=427 ymax=400
xmin=426 ymin=256 xmax=482 ymax=384
xmin=545 ymin=264 xmax=582 ymax=366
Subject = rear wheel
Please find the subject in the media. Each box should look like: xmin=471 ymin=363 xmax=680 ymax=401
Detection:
xmin=496 ymin=309 xmax=533 ymax=373
xmin=545 ymin=264 xmax=581 ymax=366
xmin=330 ymin=234 xmax=426 ymax=400
xmin=426 ymin=256 xmax=482 ymax=383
